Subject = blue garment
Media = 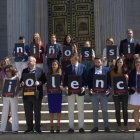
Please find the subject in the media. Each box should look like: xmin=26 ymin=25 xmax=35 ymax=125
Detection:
xmin=48 ymin=93 xmax=62 ymax=113
xmin=13 ymin=45 xmax=30 ymax=62
xmin=63 ymin=63 xmax=87 ymax=87
xmin=91 ymin=93 xmax=109 ymax=128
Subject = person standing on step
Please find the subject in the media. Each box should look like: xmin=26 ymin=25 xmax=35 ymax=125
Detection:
xmin=0 ymin=65 xmax=19 ymax=134
xmin=30 ymin=33 xmax=45 ymax=70
xmin=20 ymin=56 xmax=46 ymax=134
xmin=129 ymin=57 xmax=140 ymax=131
xmin=46 ymin=60 xmax=63 ymax=133
xmin=119 ymin=29 xmax=140 ymax=73
xmin=63 ymin=54 xmax=87 ymax=133
xmin=88 ymin=56 xmax=111 ymax=133
xmin=110 ymin=58 xmax=129 ymax=132
xmin=13 ymin=36 xmax=30 ymax=79
xmin=45 ymin=34 xmax=62 ymax=73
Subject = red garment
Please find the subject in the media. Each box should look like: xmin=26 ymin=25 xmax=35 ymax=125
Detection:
xmin=34 ymin=41 xmax=45 ymax=64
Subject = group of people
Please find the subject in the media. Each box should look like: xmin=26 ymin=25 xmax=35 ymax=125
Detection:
xmin=0 ymin=28 xmax=140 ymax=134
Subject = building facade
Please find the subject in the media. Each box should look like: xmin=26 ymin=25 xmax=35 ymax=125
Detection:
xmin=0 ymin=0 xmax=140 ymax=59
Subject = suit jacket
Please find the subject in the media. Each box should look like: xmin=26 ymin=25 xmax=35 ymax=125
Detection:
xmin=63 ymin=63 xmax=87 ymax=95
xmin=128 ymin=69 xmax=136 ymax=88
xmin=87 ymin=66 xmax=110 ymax=90
xmin=119 ymin=38 xmax=140 ymax=56
xmin=20 ymin=67 xmax=46 ymax=100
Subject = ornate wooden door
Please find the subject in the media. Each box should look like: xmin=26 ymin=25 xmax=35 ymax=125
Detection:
xmin=48 ymin=0 xmax=94 ymax=49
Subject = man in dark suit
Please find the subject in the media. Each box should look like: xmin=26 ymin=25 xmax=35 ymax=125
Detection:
xmin=88 ymin=56 xmax=111 ymax=133
xmin=119 ymin=29 xmax=140 ymax=73
xmin=63 ymin=54 xmax=87 ymax=133
xmin=20 ymin=56 xmax=46 ymax=134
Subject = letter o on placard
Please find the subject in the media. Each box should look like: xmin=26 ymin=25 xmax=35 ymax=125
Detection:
xmin=25 ymin=79 xmax=34 ymax=87
xmin=71 ymin=81 xmax=79 ymax=89
xmin=64 ymin=50 xmax=71 ymax=56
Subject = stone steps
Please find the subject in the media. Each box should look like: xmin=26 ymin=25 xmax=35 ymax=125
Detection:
xmin=0 ymin=96 xmax=138 ymax=131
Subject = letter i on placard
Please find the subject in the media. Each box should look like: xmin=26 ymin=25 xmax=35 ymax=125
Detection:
xmin=52 ymin=76 xmax=56 ymax=88
xmin=8 ymin=81 xmax=12 ymax=92
xmin=128 ymin=44 xmax=131 ymax=54
xmin=33 ymin=45 xmax=36 ymax=54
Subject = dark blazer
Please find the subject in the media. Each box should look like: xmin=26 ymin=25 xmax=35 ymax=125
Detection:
xmin=63 ymin=63 xmax=87 ymax=95
xmin=128 ymin=69 xmax=136 ymax=88
xmin=20 ymin=67 xmax=46 ymax=99
xmin=119 ymin=38 xmax=140 ymax=56
xmin=87 ymin=66 xmax=110 ymax=90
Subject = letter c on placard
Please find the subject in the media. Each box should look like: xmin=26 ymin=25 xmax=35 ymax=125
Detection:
xmin=117 ymin=81 xmax=124 ymax=89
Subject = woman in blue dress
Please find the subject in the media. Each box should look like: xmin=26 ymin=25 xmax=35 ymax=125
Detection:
xmin=47 ymin=60 xmax=63 ymax=133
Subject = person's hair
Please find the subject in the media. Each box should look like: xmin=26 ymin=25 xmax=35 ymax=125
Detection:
xmin=4 ymin=65 xmax=17 ymax=77
xmin=70 ymin=53 xmax=80 ymax=61
xmin=50 ymin=34 xmax=56 ymax=38
xmin=50 ymin=60 xmax=62 ymax=75
xmin=126 ymin=29 xmax=133 ymax=33
xmin=94 ymin=56 xmax=102 ymax=61
xmin=33 ymin=32 xmax=41 ymax=44
xmin=28 ymin=56 xmax=36 ymax=63
xmin=113 ymin=57 xmax=127 ymax=74
xmin=135 ymin=57 xmax=140 ymax=64
xmin=0 ymin=57 xmax=11 ymax=68
xmin=19 ymin=36 xmax=25 ymax=40
xmin=106 ymin=37 xmax=114 ymax=45
xmin=63 ymin=34 xmax=74 ymax=46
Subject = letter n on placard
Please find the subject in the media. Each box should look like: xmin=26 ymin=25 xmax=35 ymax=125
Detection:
xmin=68 ymin=75 xmax=82 ymax=94
xmin=15 ymin=43 xmax=24 ymax=56
xmin=62 ymin=45 xmax=72 ymax=59
xmin=113 ymin=76 xmax=128 ymax=95
xmin=30 ymin=43 xmax=40 ymax=58
xmin=81 ymin=47 xmax=92 ymax=61
xmin=2 ymin=79 xmax=18 ymax=97
xmin=106 ymin=45 xmax=117 ymax=60
xmin=47 ymin=75 xmax=61 ymax=93
xmin=23 ymin=73 xmax=36 ymax=96
xmin=93 ymin=75 xmax=107 ymax=92
xmin=47 ymin=44 xmax=57 ymax=58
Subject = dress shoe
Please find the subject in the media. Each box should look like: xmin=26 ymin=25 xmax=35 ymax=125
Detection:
xmin=104 ymin=127 xmax=110 ymax=133
xmin=136 ymin=128 xmax=140 ymax=131
xmin=35 ymin=129 xmax=42 ymax=134
xmin=12 ymin=131 xmax=18 ymax=134
xmin=68 ymin=128 xmax=74 ymax=133
xmin=0 ymin=131 xmax=4 ymax=135
xmin=50 ymin=126 xmax=54 ymax=133
xmin=79 ymin=128 xmax=85 ymax=133
xmin=56 ymin=126 xmax=60 ymax=133
xmin=90 ymin=127 xmax=98 ymax=133
xmin=24 ymin=129 xmax=34 ymax=134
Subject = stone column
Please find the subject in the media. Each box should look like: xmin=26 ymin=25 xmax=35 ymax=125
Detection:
xmin=94 ymin=0 xmax=127 ymax=55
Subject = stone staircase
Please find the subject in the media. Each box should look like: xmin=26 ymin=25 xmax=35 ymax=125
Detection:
xmin=0 ymin=94 xmax=136 ymax=132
